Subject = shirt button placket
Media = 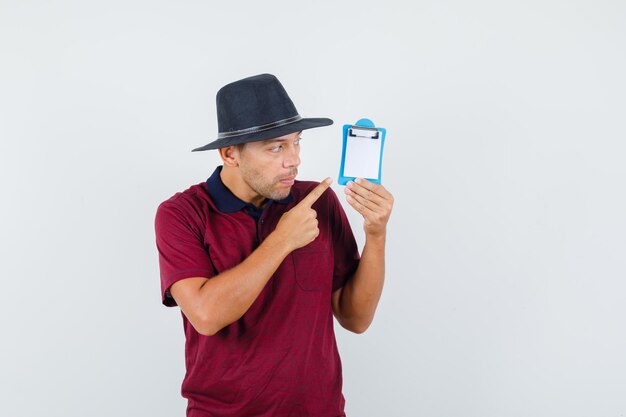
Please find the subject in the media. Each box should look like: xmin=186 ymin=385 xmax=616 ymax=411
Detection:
xmin=257 ymin=217 xmax=265 ymax=242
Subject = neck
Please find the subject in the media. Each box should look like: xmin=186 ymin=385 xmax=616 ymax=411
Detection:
xmin=220 ymin=166 xmax=267 ymax=208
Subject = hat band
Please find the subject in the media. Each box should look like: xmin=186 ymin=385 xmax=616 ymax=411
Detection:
xmin=217 ymin=115 xmax=302 ymax=139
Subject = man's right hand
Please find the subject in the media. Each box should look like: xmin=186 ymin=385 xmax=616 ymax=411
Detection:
xmin=273 ymin=178 xmax=332 ymax=252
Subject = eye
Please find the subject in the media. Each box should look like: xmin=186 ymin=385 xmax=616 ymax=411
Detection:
xmin=269 ymin=145 xmax=282 ymax=153
xmin=294 ymin=137 xmax=302 ymax=145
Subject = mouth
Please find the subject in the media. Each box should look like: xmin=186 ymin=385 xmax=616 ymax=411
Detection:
xmin=278 ymin=175 xmax=296 ymax=186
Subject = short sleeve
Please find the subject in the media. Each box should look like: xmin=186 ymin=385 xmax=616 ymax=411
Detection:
xmin=326 ymin=189 xmax=361 ymax=292
xmin=155 ymin=202 xmax=215 ymax=307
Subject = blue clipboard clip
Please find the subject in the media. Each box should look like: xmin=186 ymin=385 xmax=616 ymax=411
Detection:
xmin=338 ymin=118 xmax=387 ymax=186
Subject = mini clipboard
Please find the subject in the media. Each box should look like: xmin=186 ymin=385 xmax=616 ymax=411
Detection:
xmin=338 ymin=118 xmax=387 ymax=185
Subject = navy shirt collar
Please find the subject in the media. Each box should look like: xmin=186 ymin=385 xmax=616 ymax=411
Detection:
xmin=206 ymin=166 xmax=293 ymax=215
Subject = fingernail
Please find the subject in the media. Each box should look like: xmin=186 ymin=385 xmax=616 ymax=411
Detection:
xmin=355 ymin=178 xmax=362 ymax=184
xmin=347 ymin=181 xmax=354 ymax=188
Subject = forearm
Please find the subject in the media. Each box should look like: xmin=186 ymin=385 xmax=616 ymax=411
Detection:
xmin=337 ymin=233 xmax=386 ymax=332
xmin=171 ymin=180 xmax=332 ymax=336
xmin=196 ymin=233 xmax=291 ymax=334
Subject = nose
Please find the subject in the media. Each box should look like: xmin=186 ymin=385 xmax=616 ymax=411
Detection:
xmin=283 ymin=145 xmax=300 ymax=169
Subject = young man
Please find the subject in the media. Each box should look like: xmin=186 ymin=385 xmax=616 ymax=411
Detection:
xmin=155 ymin=74 xmax=393 ymax=417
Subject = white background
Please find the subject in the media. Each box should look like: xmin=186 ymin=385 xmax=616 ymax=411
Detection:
xmin=1 ymin=1 xmax=625 ymax=416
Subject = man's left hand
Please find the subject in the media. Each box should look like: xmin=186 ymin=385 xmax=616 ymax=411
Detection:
xmin=344 ymin=178 xmax=394 ymax=238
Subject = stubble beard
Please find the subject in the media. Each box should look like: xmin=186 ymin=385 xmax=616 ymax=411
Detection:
xmin=240 ymin=165 xmax=297 ymax=201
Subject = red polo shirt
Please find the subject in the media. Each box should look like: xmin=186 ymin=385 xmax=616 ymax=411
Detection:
xmin=155 ymin=166 xmax=360 ymax=417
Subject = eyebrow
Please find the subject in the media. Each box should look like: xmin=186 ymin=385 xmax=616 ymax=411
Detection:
xmin=265 ymin=135 xmax=302 ymax=145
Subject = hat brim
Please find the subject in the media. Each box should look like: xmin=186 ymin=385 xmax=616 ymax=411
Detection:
xmin=191 ymin=117 xmax=333 ymax=152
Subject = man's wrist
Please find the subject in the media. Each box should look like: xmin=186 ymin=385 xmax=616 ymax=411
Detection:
xmin=263 ymin=231 xmax=294 ymax=258
xmin=365 ymin=231 xmax=387 ymax=245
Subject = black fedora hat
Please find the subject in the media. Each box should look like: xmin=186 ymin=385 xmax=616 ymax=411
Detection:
xmin=192 ymin=74 xmax=333 ymax=151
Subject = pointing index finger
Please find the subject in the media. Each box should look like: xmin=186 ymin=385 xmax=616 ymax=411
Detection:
xmin=298 ymin=177 xmax=332 ymax=208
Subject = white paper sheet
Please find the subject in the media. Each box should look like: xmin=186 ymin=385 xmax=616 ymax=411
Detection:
xmin=342 ymin=135 xmax=382 ymax=179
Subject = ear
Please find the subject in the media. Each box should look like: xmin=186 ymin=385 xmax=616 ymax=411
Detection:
xmin=218 ymin=146 xmax=240 ymax=167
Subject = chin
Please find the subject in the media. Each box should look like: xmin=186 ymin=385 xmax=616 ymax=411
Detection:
xmin=274 ymin=192 xmax=290 ymax=201
xmin=269 ymin=188 xmax=291 ymax=201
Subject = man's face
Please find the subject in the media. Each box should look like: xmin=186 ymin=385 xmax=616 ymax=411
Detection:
xmin=236 ymin=131 xmax=302 ymax=202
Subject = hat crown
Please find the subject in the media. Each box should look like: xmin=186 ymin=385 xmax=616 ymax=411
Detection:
xmin=216 ymin=74 xmax=299 ymax=134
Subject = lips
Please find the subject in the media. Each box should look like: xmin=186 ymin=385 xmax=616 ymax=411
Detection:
xmin=279 ymin=176 xmax=296 ymax=186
